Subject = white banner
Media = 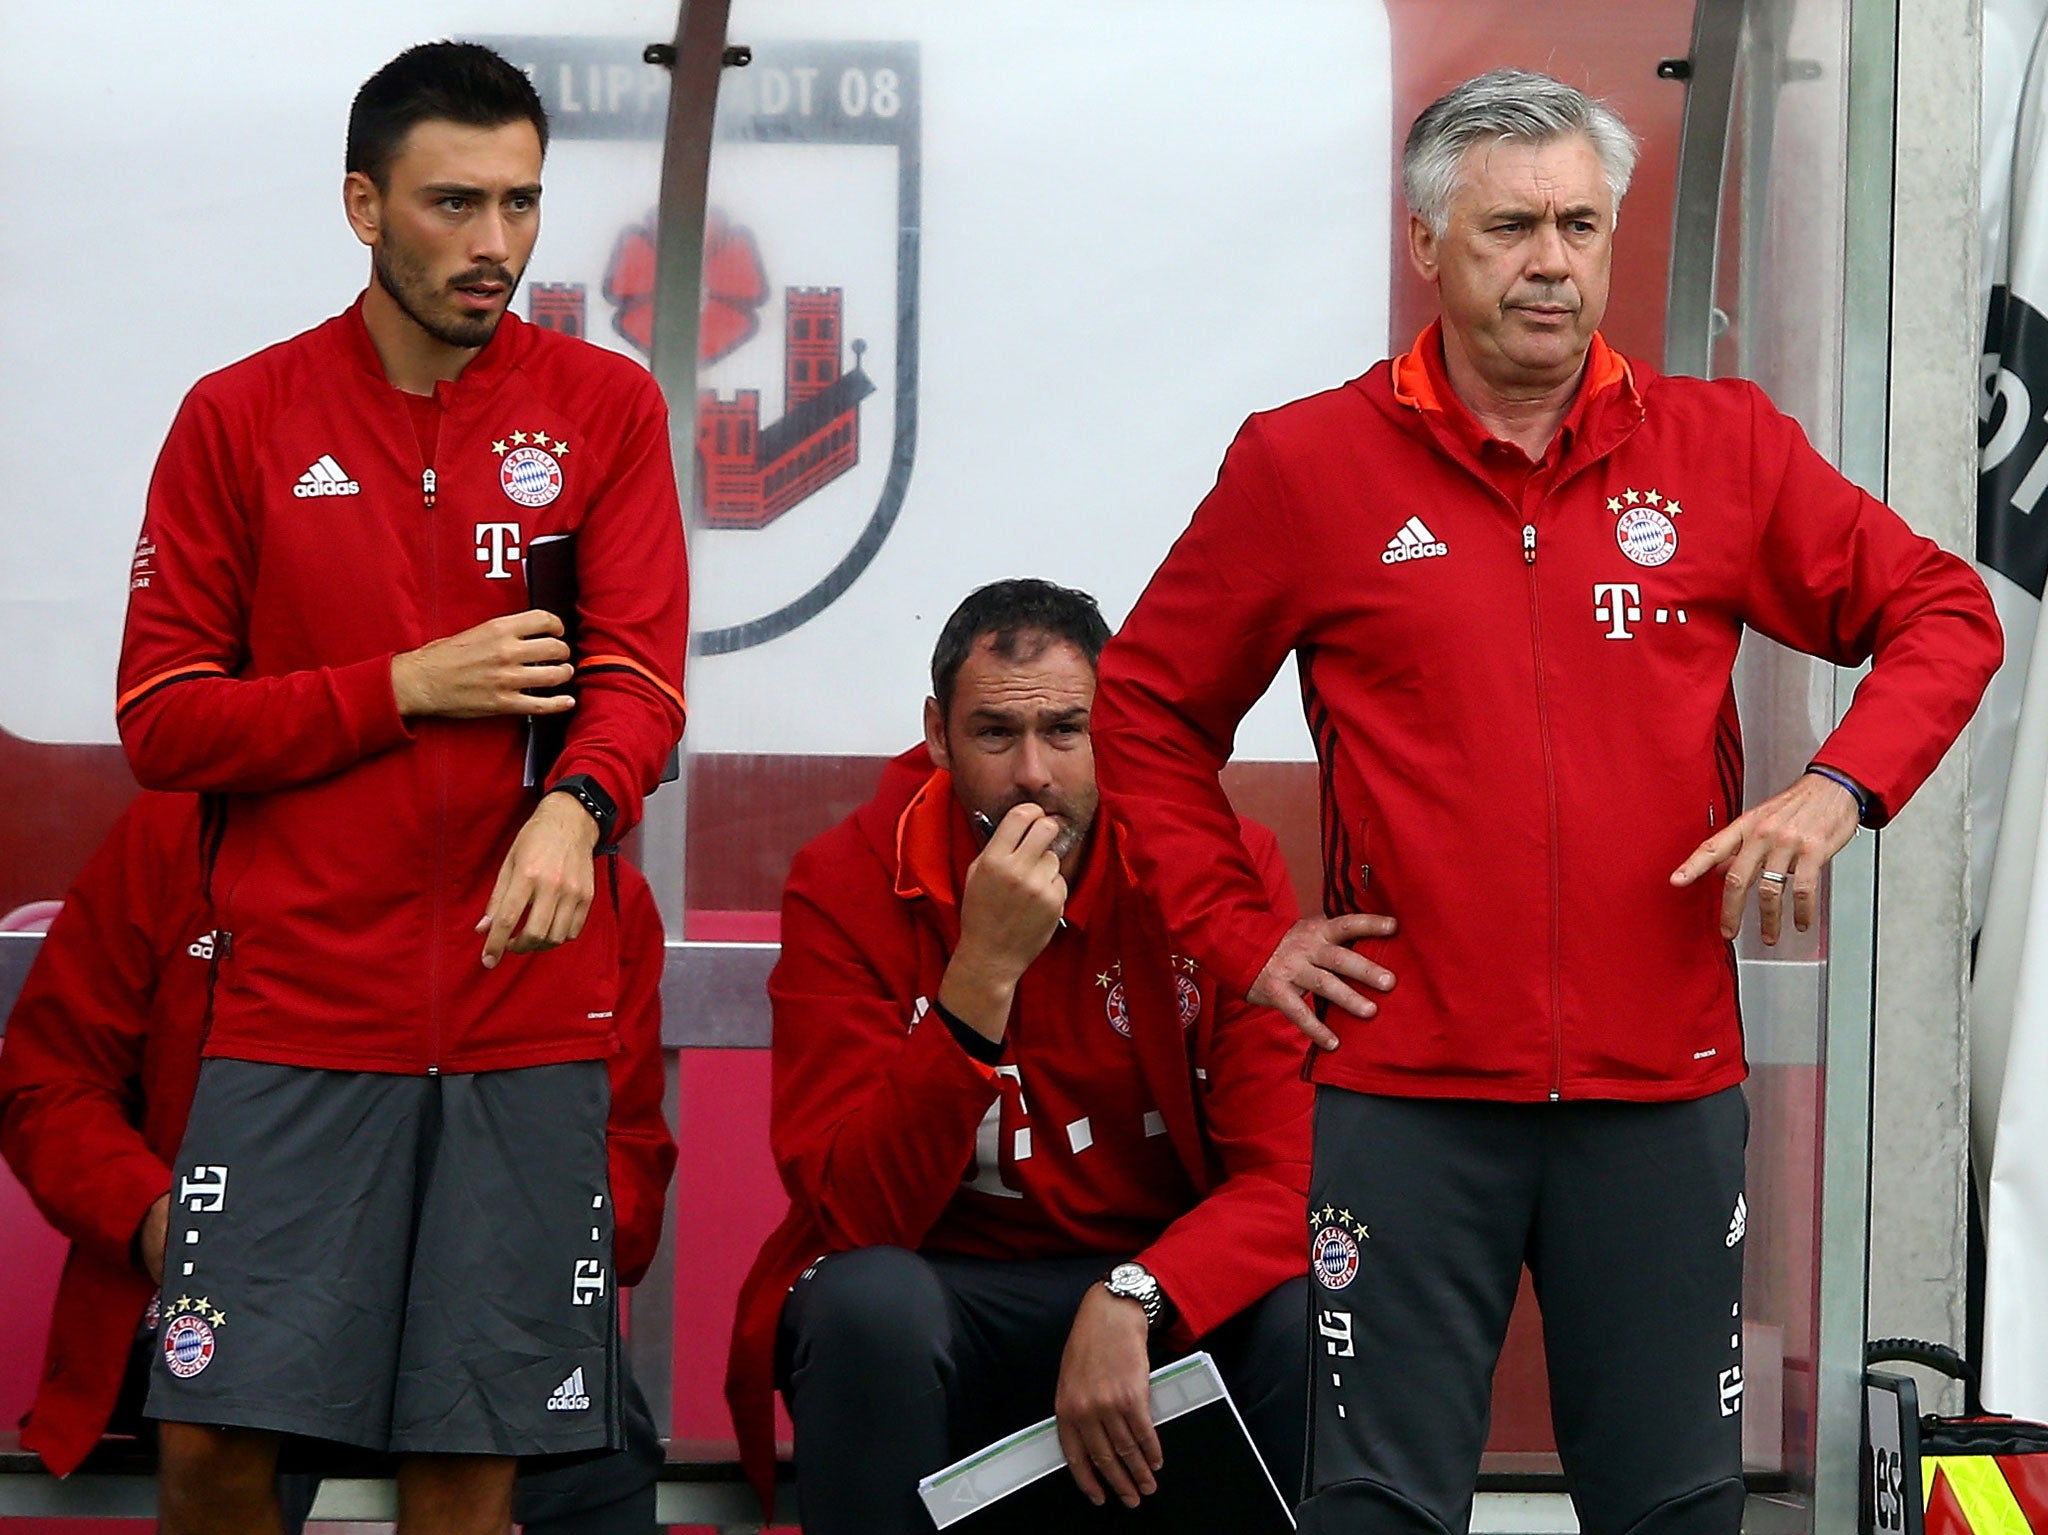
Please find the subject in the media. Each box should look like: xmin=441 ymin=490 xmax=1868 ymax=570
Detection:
xmin=683 ymin=0 xmax=1392 ymax=757
xmin=1972 ymin=0 xmax=2048 ymax=1422
xmin=0 ymin=0 xmax=1392 ymax=763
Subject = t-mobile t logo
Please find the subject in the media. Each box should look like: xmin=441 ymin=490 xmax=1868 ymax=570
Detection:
xmin=1719 ymin=1365 xmax=1745 ymax=1416
xmin=965 ymin=1064 xmax=1030 ymax=1199
xmin=1593 ymin=582 xmax=1643 ymax=640
xmin=179 ymin=1165 xmax=229 ymax=1212
xmin=1317 ymin=1308 xmax=1355 ymax=1358
xmin=475 ymin=522 xmax=523 ymax=579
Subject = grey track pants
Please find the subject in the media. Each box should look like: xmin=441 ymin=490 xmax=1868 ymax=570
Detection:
xmin=1297 ymin=1085 xmax=1749 ymax=1535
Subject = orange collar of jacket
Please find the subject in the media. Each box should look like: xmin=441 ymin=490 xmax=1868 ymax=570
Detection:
xmin=1391 ymin=320 xmax=1634 ymax=443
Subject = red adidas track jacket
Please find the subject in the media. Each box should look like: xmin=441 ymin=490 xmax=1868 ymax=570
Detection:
xmin=115 ymin=300 xmax=687 ymax=1073
xmin=1096 ymin=327 xmax=2001 ymax=1104
xmin=727 ymin=747 xmax=1309 ymax=1510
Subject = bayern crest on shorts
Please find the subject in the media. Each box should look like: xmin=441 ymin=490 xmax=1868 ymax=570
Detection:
xmin=1312 ymin=1224 xmax=1360 ymax=1290
xmin=500 ymin=442 xmax=565 ymax=507
xmin=162 ymin=1313 xmax=216 ymax=1378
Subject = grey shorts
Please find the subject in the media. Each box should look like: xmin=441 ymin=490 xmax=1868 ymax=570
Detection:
xmin=146 ymin=1058 xmax=620 ymax=1459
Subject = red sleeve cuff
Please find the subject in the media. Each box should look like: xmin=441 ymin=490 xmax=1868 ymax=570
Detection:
xmin=86 ymin=1157 xmax=175 ymax=1273
xmin=1209 ymin=915 xmax=1296 ymax=1003
xmin=336 ymin=653 xmax=414 ymax=755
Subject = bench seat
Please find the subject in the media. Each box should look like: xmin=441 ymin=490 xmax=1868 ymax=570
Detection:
xmin=0 ymin=1431 xmax=797 ymax=1528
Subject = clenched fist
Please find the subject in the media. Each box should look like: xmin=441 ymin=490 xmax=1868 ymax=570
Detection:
xmin=937 ymin=803 xmax=1069 ymax=1044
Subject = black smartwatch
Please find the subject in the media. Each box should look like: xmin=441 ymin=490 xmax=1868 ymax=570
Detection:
xmin=546 ymin=773 xmax=619 ymax=844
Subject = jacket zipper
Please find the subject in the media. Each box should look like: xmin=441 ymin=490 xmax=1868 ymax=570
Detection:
xmin=423 ymin=462 xmax=444 ymax=1074
xmin=1522 ymin=521 xmax=1565 ymax=1102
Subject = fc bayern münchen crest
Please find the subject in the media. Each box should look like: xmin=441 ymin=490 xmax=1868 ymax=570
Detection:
xmin=1312 ymin=1224 xmax=1360 ymax=1291
xmin=162 ymin=1311 xmax=217 ymax=1378
xmin=501 ymin=443 xmax=565 ymax=508
xmin=1617 ymin=507 xmax=1677 ymax=566
xmin=1309 ymin=1204 xmax=1368 ymax=1290
xmin=1105 ymin=980 xmax=1131 ymax=1038
xmin=1610 ymin=486 xmax=1681 ymax=568
xmin=1175 ymin=972 xmax=1200 ymax=1030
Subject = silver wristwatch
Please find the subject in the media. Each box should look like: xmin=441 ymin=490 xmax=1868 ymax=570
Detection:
xmin=1103 ymin=1261 xmax=1165 ymax=1329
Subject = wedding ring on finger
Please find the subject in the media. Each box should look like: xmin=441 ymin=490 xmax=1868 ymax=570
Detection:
xmin=1759 ymin=871 xmax=1789 ymax=890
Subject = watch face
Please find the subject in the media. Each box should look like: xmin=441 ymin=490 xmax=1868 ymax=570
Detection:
xmin=1108 ymin=1262 xmax=1147 ymax=1292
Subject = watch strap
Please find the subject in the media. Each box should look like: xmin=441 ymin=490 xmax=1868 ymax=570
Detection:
xmin=1103 ymin=1263 xmax=1165 ymax=1329
xmin=546 ymin=772 xmax=618 ymax=844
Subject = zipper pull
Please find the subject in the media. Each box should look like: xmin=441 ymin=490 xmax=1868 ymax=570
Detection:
xmin=1522 ymin=524 xmax=1537 ymax=564
xmin=421 ymin=468 xmax=437 ymax=509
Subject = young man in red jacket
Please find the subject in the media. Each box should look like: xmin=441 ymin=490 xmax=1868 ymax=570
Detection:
xmin=1094 ymin=70 xmax=2003 ymax=1535
xmin=0 ymin=791 xmax=678 ymax=1531
xmin=726 ymin=580 xmax=1323 ymax=1532
xmin=111 ymin=43 xmax=686 ymax=1535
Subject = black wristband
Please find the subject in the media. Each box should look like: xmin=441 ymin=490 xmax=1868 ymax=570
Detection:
xmin=934 ymin=998 xmax=1006 ymax=1067
xmin=546 ymin=772 xmax=619 ymax=844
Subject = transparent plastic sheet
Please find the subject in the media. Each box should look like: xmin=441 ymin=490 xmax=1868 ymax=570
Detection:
xmin=0 ymin=2 xmax=678 ymax=911
xmin=0 ymin=2 xmax=1878 ymax=1526
xmin=665 ymin=9 xmax=1860 ymax=1516
xmin=661 ymin=3 xmax=1870 ymax=1520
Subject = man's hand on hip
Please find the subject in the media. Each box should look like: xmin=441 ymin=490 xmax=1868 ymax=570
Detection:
xmin=478 ymin=792 xmax=601 ymax=968
xmin=1249 ymin=914 xmax=1399 ymax=1051
xmin=1055 ymin=1282 xmax=1161 ymax=1509
xmin=1670 ymin=772 xmax=1862 ymax=945
xmin=936 ymin=804 xmax=1068 ymax=1044
xmin=392 ymin=609 xmax=575 ymax=719
xmin=138 ymin=1192 xmax=170 ymax=1285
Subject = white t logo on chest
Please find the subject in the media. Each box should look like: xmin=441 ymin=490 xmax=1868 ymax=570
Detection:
xmin=475 ymin=522 xmax=522 ymax=579
xmin=1593 ymin=581 xmax=1642 ymax=640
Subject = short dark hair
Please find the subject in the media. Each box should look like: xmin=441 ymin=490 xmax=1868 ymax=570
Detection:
xmin=930 ymin=579 xmax=1112 ymax=715
xmin=347 ymin=42 xmax=550 ymax=191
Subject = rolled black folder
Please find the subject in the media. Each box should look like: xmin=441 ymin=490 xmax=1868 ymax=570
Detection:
xmin=522 ymin=532 xmax=680 ymax=792
xmin=522 ymin=533 xmax=578 ymax=789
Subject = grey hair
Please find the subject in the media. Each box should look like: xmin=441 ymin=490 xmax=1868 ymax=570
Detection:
xmin=1403 ymin=68 xmax=1640 ymax=236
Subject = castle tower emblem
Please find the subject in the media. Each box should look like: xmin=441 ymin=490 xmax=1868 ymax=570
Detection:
xmin=695 ymin=287 xmax=876 ymax=530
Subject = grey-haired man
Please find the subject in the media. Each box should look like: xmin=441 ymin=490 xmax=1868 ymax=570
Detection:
xmin=1095 ymin=67 xmax=2000 ymax=1534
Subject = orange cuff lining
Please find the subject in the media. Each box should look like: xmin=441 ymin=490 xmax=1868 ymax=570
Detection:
xmin=116 ymin=662 xmax=228 ymax=714
xmin=580 ymin=653 xmax=685 ymax=714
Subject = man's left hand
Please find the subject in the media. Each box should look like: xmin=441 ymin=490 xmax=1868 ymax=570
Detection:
xmin=1670 ymin=772 xmax=1862 ymax=945
xmin=477 ymin=793 xmax=601 ymax=968
xmin=138 ymin=1192 xmax=170 ymax=1285
xmin=1055 ymin=1283 xmax=1162 ymax=1509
